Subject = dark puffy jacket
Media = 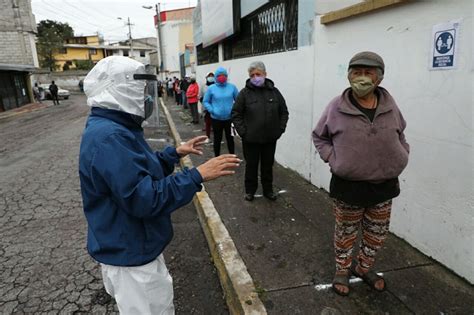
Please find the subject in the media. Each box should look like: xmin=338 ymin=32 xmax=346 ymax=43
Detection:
xmin=232 ymin=78 xmax=289 ymax=143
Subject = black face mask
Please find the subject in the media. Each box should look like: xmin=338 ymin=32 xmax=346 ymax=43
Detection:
xmin=144 ymin=94 xmax=154 ymax=119
xmin=133 ymin=74 xmax=157 ymax=122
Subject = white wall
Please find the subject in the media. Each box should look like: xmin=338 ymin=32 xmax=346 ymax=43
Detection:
xmin=161 ymin=22 xmax=182 ymax=74
xmin=195 ymin=0 xmax=316 ymax=177
xmin=310 ymin=0 xmax=473 ymax=283
xmin=196 ymin=46 xmax=316 ymax=176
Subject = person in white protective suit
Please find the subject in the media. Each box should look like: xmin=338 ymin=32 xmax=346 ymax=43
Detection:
xmin=78 ymin=56 xmax=240 ymax=314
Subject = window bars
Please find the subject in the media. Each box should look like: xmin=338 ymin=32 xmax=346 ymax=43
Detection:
xmin=196 ymin=43 xmax=219 ymax=66
xmin=224 ymin=0 xmax=298 ymax=60
xmin=196 ymin=0 xmax=298 ymax=64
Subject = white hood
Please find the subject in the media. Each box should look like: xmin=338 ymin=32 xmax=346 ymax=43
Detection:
xmin=84 ymin=56 xmax=146 ymax=117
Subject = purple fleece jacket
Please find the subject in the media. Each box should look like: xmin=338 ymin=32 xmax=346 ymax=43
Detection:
xmin=312 ymin=87 xmax=409 ymax=182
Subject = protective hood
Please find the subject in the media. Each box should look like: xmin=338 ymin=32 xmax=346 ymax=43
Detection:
xmin=84 ymin=56 xmax=147 ymax=117
xmin=214 ymin=67 xmax=228 ymax=77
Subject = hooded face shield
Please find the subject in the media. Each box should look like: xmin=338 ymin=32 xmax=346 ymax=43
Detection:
xmin=133 ymin=74 xmax=157 ymax=120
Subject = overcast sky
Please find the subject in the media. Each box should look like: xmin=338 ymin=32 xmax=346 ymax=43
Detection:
xmin=31 ymin=0 xmax=197 ymax=43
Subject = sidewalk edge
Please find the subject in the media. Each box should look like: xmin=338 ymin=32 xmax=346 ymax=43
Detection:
xmin=160 ymin=99 xmax=267 ymax=315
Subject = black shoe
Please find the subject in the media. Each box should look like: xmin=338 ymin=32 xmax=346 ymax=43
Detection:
xmin=263 ymin=192 xmax=278 ymax=201
xmin=244 ymin=194 xmax=254 ymax=201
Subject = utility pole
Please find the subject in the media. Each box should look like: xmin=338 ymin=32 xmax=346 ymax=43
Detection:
xmin=126 ymin=17 xmax=134 ymax=58
xmin=155 ymin=3 xmax=164 ymax=78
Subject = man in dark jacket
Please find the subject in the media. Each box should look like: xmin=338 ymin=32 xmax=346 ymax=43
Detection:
xmin=232 ymin=61 xmax=289 ymax=201
xmin=79 ymin=56 xmax=240 ymax=313
xmin=49 ymin=80 xmax=60 ymax=105
xmin=180 ymin=77 xmax=190 ymax=109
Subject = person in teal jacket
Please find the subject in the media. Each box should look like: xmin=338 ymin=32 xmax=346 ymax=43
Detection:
xmin=79 ymin=56 xmax=240 ymax=314
xmin=203 ymin=67 xmax=239 ymax=156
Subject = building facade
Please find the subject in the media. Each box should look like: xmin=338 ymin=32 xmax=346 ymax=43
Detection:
xmin=158 ymin=7 xmax=195 ymax=78
xmin=0 ymin=0 xmax=39 ymax=111
xmin=52 ymin=36 xmax=155 ymax=71
xmin=194 ymin=0 xmax=473 ymax=283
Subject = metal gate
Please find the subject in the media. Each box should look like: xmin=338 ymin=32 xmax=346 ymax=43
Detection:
xmin=0 ymin=71 xmax=30 ymax=112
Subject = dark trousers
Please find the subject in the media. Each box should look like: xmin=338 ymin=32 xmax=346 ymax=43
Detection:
xmin=51 ymin=93 xmax=60 ymax=105
xmin=211 ymin=119 xmax=234 ymax=156
xmin=204 ymin=112 xmax=212 ymax=138
xmin=189 ymin=102 xmax=199 ymax=123
xmin=182 ymin=94 xmax=188 ymax=109
xmin=175 ymin=92 xmax=181 ymax=105
xmin=242 ymin=141 xmax=277 ymax=195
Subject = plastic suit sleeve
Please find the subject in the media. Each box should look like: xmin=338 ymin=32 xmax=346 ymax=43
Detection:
xmin=155 ymin=146 xmax=180 ymax=177
xmin=91 ymin=133 xmax=203 ymax=219
xmin=203 ymin=89 xmax=213 ymax=115
xmin=312 ymin=105 xmax=333 ymax=163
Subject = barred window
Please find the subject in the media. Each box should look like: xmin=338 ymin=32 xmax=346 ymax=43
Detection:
xmin=224 ymin=0 xmax=298 ymax=60
xmin=196 ymin=43 xmax=219 ymax=65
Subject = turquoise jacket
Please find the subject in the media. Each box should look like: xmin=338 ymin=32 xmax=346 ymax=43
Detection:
xmin=203 ymin=67 xmax=239 ymax=120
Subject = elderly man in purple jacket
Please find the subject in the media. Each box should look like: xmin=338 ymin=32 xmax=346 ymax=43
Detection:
xmin=312 ymin=51 xmax=409 ymax=296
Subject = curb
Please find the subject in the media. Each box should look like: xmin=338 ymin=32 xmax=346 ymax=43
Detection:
xmin=159 ymin=99 xmax=267 ymax=315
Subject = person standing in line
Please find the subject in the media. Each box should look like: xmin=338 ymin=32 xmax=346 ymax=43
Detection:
xmin=203 ymin=67 xmax=239 ymax=157
xmin=180 ymin=77 xmax=190 ymax=109
xmin=168 ymin=78 xmax=174 ymax=97
xmin=33 ymin=83 xmax=42 ymax=103
xmin=174 ymin=78 xmax=181 ymax=105
xmin=49 ymin=80 xmax=60 ymax=105
xmin=232 ymin=61 xmax=289 ymax=201
xmin=312 ymin=51 xmax=409 ymax=296
xmin=200 ymin=72 xmax=214 ymax=143
xmin=186 ymin=75 xmax=200 ymax=124
xmin=79 ymin=56 xmax=240 ymax=314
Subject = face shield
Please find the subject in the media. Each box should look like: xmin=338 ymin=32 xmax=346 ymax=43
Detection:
xmin=133 ymin=73 xmax=157 ymax=120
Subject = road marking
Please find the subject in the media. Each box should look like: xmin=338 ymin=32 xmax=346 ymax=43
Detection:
xmin=146 ymin=138 xmax=169 ymax=142
xmin=314 ymin=273 xmax=384 ymax=291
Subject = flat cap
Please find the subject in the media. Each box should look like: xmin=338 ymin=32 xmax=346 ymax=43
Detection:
xmin=348 ymin=51 xmax=385 ymax=73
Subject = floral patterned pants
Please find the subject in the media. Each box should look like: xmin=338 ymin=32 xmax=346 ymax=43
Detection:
xmin=333 ymin=199 xmax=392 ymax=273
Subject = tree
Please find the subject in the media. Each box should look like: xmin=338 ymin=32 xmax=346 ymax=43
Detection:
xmin=73 ymin=59 xmax=94 ymax=70
xmin=36 ymin=20 xmax=74 ymax=71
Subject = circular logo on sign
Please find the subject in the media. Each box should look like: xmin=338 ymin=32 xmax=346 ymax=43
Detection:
xmin=435 ymin=32 xmax=454 ymax=54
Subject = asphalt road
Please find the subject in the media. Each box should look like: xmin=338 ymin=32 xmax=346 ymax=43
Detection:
xmin=0 ymin=95 xmax=227 ymax=314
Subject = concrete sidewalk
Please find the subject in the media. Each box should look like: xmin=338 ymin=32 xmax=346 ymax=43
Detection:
xmin=163 ymin=98 xmax=473 ymax=314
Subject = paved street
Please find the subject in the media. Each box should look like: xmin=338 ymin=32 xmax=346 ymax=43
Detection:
xmin=0 ymin=95 xmax=227 ymax=314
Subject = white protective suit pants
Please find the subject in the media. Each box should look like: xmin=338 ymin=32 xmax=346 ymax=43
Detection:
xmin=101 ymin=254 xmax=175 ymax=315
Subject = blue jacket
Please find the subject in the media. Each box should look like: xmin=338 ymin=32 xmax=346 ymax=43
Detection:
xmin=203 ymin=67 xmax=239 ymax=120
xmin=79 ymin=107 xmax=203 ymax=266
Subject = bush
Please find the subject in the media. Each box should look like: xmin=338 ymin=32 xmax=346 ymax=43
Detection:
xmin=74 ymin=59 xmax=94 ymax=70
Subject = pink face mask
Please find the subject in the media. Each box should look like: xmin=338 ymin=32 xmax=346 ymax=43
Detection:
xmin=216 ymin=75 xmax=227 ymax=84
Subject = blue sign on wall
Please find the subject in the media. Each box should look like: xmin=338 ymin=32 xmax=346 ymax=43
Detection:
xmin=430 ymin=20 xmax=460 ymax=70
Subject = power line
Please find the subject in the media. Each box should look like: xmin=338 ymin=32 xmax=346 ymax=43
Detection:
xmin=62 ymin=0 xmax=121 ymax=23
xmin=38 ymin=0 xmax=103 ymax=29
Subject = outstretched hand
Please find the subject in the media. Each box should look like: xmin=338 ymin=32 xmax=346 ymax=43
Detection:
xmin=196 ymin=154 xmax=241 ymax=182
xmin=176 ymin=136 xmax=208 ymax=157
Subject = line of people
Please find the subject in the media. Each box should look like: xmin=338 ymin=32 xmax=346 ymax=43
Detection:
xmin=78 ymin=51 xmax=410 ymax=313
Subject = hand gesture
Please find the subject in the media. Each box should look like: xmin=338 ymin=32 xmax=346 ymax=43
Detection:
xmin=176 ymin=136 xmax=208 ymax=157
xmin=196 ymin=154 xmax=241 ymax=182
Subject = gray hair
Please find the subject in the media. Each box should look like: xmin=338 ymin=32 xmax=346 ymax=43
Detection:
xmin=248 ymin=61 xmax=266 ymax=74
xmin=348 ymin=67 xmax=384 ymax=81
